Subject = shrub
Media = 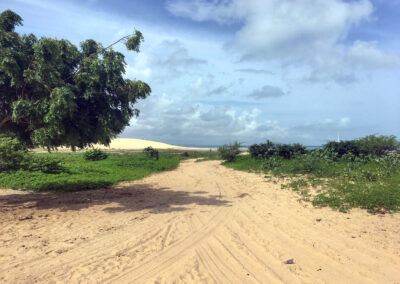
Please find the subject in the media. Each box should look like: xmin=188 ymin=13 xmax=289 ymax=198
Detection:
xmin=143 ymin=147 xmax=159 ymax=160
xmin=27 ymin=157 xmax=67 ymax=174
xmin=323 ymin=140 xmax=360 ymax=158
xmin=355 ymin=135 xmax=399 ymax=156
xmin=323 ymin=135 xmax=399 ymax=158
xmin=249 ymin=140 xmax=275 ymax=159
xmin=249 ymin=141 xmax=306 ymax=159
xmin=218 ymin=142 xmax=241 ymax=162
xmin=181 ymin=151 xmax=190 ymax=157
xmin=83 ymin=149 xmax=108 ymax=161
xmin=0 ymin=137 xmax=31 ymax=171
xmin=276 ymin=143 xmax=307 ymax=159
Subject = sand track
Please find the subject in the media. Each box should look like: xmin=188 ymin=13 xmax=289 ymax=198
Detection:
xmin=0 ymin=160 xmax=399 ymax=283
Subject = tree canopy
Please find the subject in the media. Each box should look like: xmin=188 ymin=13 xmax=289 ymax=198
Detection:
xmin=0 ymin=9 xmax=151 ymax=150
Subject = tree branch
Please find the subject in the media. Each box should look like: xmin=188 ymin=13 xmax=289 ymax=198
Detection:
xmin=68 ymin=33 xmax=136 ymax=80
xmin=0 ymin=115 xmax=12 ymax=129
xmin=0 ymin=115 xmax=25 ymax=129
xmin=102 ymin=35 xmax=132 ymax=51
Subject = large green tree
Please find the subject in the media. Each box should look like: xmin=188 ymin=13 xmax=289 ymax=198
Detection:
xmin=0 ymin=10 xmax=151 ymax=150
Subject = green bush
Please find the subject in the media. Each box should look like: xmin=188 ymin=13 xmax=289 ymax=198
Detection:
xmin=249 ymin=140 xmax=275 ymax=159
xmin=0 ymin=137 xmax=30 ymax=171
xmin=249 ymin=141 xmax=306 ymax=159
xmin=27 ymin=157 xmax=67 ymax=174
xmin=83 ymin=149 xmax=108 ymax=161
xmin=276 ymin=143 xmax=307 ymax=159
xmin=218 ymin=142 xmax=241 ymax=162
xmin=356 ymin=135 xmax=399 ymax=156
xmin=143 ymin=147 xmax=159 ymax=160
xmin=322 ymin=135 xmax=399 ymax=158
xmin=322 ymin=140 xmax=360 ymax=158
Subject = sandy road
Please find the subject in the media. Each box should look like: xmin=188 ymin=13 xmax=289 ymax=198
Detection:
xmin=0 ymin=159 xmax=399 ymax=283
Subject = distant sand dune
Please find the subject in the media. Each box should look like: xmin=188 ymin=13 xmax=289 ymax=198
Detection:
xmin=36 ymin=138 xmax=199 ymax=151
xmin=94 ymin=138 xmax=195 ymax=151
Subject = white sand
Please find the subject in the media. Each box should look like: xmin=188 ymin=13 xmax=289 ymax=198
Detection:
xmin=1 ymin=160 xmax=399 ymax=283
xmin=36 ymin=138 xmax=201 ymax=152
xmin=93 ymin=138 xmax=196 ymax=151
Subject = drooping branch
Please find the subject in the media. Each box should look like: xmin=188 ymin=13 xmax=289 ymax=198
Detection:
xmin=102 ymin=34 xmax=132 ymax=51
xmin=67 ymin=31 xmax=141 ymax=80
xmin=0 ymin=115 xmax=12 ymax=129
xmin=0 ymin=115 xmax=25 ymax=129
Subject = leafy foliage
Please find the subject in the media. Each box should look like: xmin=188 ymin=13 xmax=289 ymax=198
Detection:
xmin=276 ymin=143 xmax=306 ymax=159
xmin=83 ymin=149 xmax=108 ymax=161
xmin=322 ymin=140 xmax=361 ymax=158
xmin=143 ymin=147 xmax=159 ymax=160
xmin=27 ymin=156 xmax=66 ymax=174
xmin=356 ymin=135 xmax=399 ymax=156
xmin=249 ymin=140 xmax=275 ymax=159
xmin=0 ymin=10 xmax=151 ymax=149
xmin=218 ymin=142 xmax=241 ymax=162
xmin=322 ymin=135 xmax=399 ymax=158
xmin=0 ymin=137 xmax=29 ymax=171
xmin=249 ymin=140 xmax=306 ymax=159
xmin=0 ymin=137 xmax=66 ymax=173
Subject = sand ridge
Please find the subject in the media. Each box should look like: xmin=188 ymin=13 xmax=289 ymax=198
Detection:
xmin=36 ymin=138 xmax=202 ymax=152
xmin=0 ymin=160 xmax=399 ymax=283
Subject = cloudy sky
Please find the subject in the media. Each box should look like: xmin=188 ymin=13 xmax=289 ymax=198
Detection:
xmin=2 ymin=0 xmax=399 ymax=146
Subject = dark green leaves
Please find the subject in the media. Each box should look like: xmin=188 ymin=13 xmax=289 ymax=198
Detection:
xmin=125 ymin=30 xmax=143 ymax=52
xmin=0 ymin=10 xmax=150 ymax=150
xmin=0 ymin=10 xmax=22 ymax=32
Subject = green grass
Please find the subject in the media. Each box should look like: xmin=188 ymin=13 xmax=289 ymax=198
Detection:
xmin=224 ymin=154 xmax=400 ymax=212
xmin=0 ymin=152 xmax=181 ymax=192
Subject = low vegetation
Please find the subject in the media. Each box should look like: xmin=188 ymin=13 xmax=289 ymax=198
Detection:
xmin=218 ymin=142 xmax=241 ymax=162
xmin=225 ymin=135 xmax=400 ymax=213
xmin=0 ymin=150 xmax=181 ymax=192
xmin=83 ymin=149 xmax=108 ymax=161
xmin=143 ymin=146 xmax=159 ymax=160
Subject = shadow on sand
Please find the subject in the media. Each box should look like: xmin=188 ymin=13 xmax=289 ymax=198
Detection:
xmin=0 ymin=184 xmax=230 ymax=214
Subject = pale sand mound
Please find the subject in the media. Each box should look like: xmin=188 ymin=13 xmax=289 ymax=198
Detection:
xmin=0 ymin=160 xmax=399 ymax=283
xmin=36 ymin=138 xmax=199 ymax=152
xmin=94 ymin=138 xmax=195 ymax=151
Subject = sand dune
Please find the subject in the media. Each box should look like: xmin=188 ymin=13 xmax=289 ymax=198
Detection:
xmin=36 ymin=138 xmax=199 ymax=152
xmin=0 ymin=160 xmax=399 ymax=283
xmin=94 ymin=138 xmax=196 ymax=151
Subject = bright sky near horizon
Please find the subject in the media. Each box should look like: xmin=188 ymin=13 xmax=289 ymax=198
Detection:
xmin=1 ymin=0 xmax=399 ymax=146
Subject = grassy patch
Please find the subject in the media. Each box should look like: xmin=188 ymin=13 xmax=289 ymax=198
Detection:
xmin=0 ymin=152 xmax=181 ymax=192
xmin=224 ymin=154 xmax=400 ymax=212
xmin=222 ymin=155 xmax=263 ymax=172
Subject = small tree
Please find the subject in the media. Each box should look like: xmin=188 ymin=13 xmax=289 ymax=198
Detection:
xmin=0 ymin=10 xmax=151 ymax=150
xmin=143 ymin=147 xmax=159 ymax=160
xmin=218 ymin=142 xmax=241 ymax=162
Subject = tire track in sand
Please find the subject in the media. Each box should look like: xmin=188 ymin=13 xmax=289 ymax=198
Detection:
xmin=1 ymin=159 xmax=399 ymax=283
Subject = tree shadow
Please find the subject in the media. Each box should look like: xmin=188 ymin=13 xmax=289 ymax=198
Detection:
xmin=0 ymin=184 xmax=230 ymax=214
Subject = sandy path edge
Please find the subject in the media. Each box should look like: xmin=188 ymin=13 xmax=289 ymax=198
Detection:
xmin=0 ymin=160 xmax=399 ymax=283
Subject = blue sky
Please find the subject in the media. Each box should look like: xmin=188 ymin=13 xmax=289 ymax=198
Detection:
xmin=1 ymin=0 xmax=399 ymax=146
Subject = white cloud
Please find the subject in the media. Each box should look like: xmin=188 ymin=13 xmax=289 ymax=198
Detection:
xmin=166 ymin=0 xmax=400 ymax=83
xmin=124 ymin=92 xmax=288 ymax=145
xmin=348 ymin=40 xmax=400 ymax=69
